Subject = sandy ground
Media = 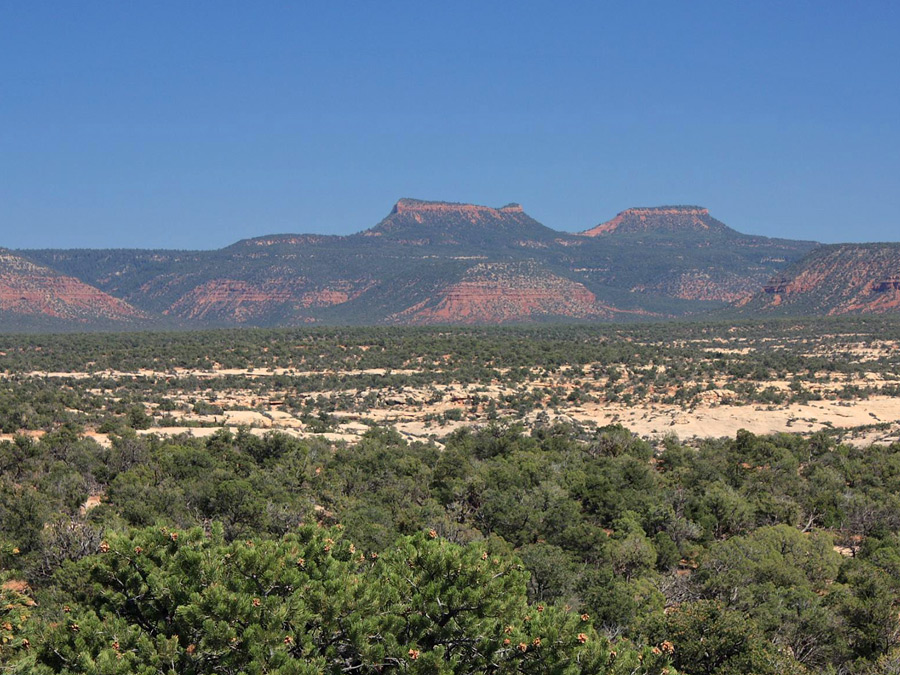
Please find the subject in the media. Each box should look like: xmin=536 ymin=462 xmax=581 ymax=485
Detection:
xmin=5 ymin=392 xmax=898 ymax=448
xmin=3 ymin=336 xmax=899 ymax=448
xmin=563 ymin=396 xmax=900 ymax=445
xmin=146 ymin=396 xmax=900 ymax=447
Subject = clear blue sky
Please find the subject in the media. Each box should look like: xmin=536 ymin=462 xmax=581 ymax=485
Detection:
xmin=2 ymin=2 xmax=898 ymax=248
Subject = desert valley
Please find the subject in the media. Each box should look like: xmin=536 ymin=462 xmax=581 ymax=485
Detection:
xmin=5 ymin=3 xmax=900 ymax=674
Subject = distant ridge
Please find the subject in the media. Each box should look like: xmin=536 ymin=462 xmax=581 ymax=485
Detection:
xmin=580 ymin=206 xmax=734 ymax=237
xmin=0 ymin=250 xmax=146 ymax=326
xmin=2 ymin=197 xmax=869 ymax=331
xmin=735 ymin=243 xmax=900 ymax=316
xmin=359 ymin=199 xmax=557 ymax=247
xmin=389 ymin=198 xmax=525 ymax=215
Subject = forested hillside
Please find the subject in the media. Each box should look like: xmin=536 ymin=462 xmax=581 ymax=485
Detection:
xmin=736 ymin=243 xmax=900 ymax=317
xmin=8 ymin=201 xmax=817 ymax=330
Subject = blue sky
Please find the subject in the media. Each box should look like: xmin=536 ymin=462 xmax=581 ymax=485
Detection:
xmin=2 ymin=2 xmax=898 ymax=248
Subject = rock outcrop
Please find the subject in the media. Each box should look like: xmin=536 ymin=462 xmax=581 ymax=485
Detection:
xmin=389 ymin=262 xmax=635 ymax=324
xmin=361 ymin=199 xmax=557 ymax=247
xmin=737 ymin=244 xmax=900 ymax=316
xmin=580 ymin=206 xmax=732 ymax=237
xmin=0 ymin=252 xmax=145 ymax=324
xmin=166 ymin=278 xmax=369 ymax=323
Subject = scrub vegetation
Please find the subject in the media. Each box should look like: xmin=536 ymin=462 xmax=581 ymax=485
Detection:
xmin=2 ymin=319 xmax=900 ymax=673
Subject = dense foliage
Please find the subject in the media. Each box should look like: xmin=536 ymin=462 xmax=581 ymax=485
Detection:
xmin=5 ymin=318 xmax=900 ymax=373
xmin=2 ymin=421 xmax=900 ymax=673
xmin=17 ymin=525 xmax=674 ymax=675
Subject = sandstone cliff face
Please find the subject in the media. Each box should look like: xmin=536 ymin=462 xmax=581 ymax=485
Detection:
xmin=165 ymin=278 xmax=370 ymax=323
xmin=389 ymin=262 xmax=641 ymax=324
xmin=385 ymin=198 xmax=524 ymax=223
xmin=362 ymin=199 xmax=555 ymax=247
xmin=0 ymin=252 xmax=144 ymax=323
xmin=741 ymin=244 xmax=900 ymax=316
xmin=580 ymin=206 xmax=729 ymax=237
xmin=166 ymin=279 xmax=299 ymax=322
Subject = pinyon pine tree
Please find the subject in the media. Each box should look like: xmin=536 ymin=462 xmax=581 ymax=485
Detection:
xmin=11 ymin=524 xmax=675 ymax=675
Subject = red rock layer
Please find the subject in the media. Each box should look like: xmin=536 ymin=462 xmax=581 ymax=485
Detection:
xmin=366 ymin=199 xmax=526 ymax=233
xmin=390 ymin=263 xmax=609 ymax=324
xmin=166 ymin=278 xmax=369 ymax=323
xmin=167 ymin=280 xmax=295 ymax=322
xmin=752 ymin=245 xmax=900 ymax=315
xmin=581 ymin=207 xmax=712 ymax=237
xmin=392 ymin=199 xmax=523 ymax=217
xmin=0 ymin=253 xmax=143 ymax=322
